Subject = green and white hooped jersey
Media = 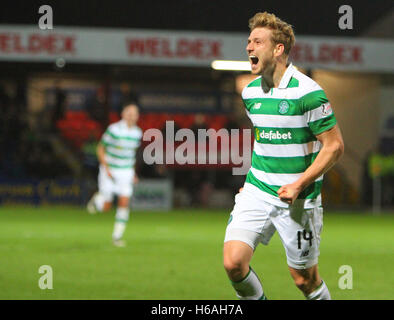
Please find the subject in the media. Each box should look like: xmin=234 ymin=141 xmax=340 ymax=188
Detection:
xmin=101 ymin=120 xmax=142 ymax=169
xmin=242 ymin=63 xmax=337 ymax=208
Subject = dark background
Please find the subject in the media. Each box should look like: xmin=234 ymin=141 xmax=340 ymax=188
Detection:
xmin=1 ymin=0 xmax=393 ymax=36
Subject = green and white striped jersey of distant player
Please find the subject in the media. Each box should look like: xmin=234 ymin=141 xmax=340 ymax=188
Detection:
xmin=100 ymin=120 xmax=142 ymax=169
xmin=242 ymin=63 xmax=337 ymax=208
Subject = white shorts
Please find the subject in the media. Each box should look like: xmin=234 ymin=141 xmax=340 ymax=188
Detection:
xmin=224 ymin=185 xmax=323 ymax=270
xmin=98 ymin=165 xmax=135 ymax=200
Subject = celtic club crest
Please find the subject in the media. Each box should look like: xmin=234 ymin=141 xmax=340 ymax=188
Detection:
xmin=278 ymin=100 xmax=290 ymax=114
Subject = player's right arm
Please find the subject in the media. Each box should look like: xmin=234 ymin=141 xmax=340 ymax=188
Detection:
xmin=278 ymin=84 xmax=344 ymax=204
xmin=96 ymin=142 xmax=113 ymax=178
xmin=278 ymin=125 xmax=344 ymax=204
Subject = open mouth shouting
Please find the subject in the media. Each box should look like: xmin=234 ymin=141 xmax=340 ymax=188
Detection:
xmin=249 ymin=55 xmax=259 ymax=71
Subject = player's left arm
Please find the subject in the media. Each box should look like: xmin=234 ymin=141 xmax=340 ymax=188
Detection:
xmin=278 ymin=124 xmax=345 ymax=204
xmin=133 ymin=132 xmax=143 ymax=184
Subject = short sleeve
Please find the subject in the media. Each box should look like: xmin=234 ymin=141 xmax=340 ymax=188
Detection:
xmin=302 ymin=89 xmax=337 ymax=136
xmin=241 ymin=87 xmax=252 ymax=112
xmin=100 ymin=128 xmax=112 ymax=146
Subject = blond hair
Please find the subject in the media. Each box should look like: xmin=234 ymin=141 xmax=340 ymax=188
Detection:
xmin=248 ymin=12 xmax=295 ymax=55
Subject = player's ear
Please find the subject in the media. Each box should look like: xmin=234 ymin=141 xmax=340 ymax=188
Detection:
xmin=274 ymin=43 xmax=284 ymax=57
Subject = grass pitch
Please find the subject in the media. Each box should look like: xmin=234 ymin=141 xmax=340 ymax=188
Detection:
xmin=0 ymin=205 xmax=393 ymax=300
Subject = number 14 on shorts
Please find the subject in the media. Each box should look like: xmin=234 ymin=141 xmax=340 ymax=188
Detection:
xmin=297 ymin=230 xmax=313 ymax=250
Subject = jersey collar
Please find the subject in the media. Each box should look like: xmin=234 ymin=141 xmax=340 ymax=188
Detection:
xmin=278 ymin=62 xmax=295 ymax=89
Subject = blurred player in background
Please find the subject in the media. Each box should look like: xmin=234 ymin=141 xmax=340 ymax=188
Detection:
xmin=87 ymin=100 xmax=142 ymax=247
xmin=223 ymin=12 xmax=344 ymax=300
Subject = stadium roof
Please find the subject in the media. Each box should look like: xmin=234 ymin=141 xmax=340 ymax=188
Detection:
xmin=1 ymin=0 xmax=393 ymax=38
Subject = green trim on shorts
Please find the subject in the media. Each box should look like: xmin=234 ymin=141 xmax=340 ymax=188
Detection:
xmin=115 ymin=218 xmax=129 ymax=223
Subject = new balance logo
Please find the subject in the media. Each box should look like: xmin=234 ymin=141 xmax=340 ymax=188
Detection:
xmin=253 ymin=103 xmax=262 ymax=110
xmin=300 ymin=250 xmax=309 ymax=257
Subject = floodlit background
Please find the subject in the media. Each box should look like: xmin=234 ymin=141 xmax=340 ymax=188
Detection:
xmin=0 ymin=0 xmax=393 ymax=300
